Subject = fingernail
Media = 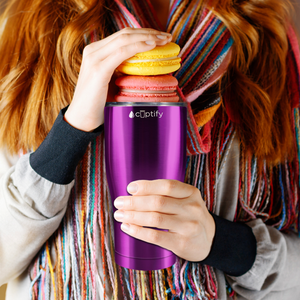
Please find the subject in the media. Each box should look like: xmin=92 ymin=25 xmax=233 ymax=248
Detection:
xmin=160 ymin=32 xmax=172 ymax=36
xmin=156 ymin=35 xmax=167 ymax=39
xmin=114 ymin=210 xmax=124 ymax=220
xmin=121 ymin=223 xmax=130 ymax=231
xmin=114 ymin=198 xmax=124 ymax=208
xmin=127 ymin=183 xmax=138 ymax=194
xmin=145 ymin=40 xmax=155 ymax=45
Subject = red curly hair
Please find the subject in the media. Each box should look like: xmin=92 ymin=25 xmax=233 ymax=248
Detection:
xmin=0 ymin=0 xmax=298 ymax=166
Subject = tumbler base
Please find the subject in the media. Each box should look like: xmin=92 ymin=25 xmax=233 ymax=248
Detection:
xmin=115 ymin=251 xmax=176 ymax=271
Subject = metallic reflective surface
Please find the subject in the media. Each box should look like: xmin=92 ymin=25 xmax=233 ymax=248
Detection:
xmin=105 ymin=101 xmax=186 ymax=107
xmin=104 ymin=103 xmax=187 ymax=270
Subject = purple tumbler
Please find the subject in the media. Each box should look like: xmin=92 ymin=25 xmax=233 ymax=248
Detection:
xmin=104 ymin=102 xmax=187 ymax=271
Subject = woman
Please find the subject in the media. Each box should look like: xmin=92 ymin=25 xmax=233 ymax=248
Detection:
xmin=0 ymin=0 xmax=299 ymax=299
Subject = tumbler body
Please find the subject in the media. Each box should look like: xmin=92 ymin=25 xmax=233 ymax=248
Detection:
xmin=104 ymin=102 xmax=187 ymax=271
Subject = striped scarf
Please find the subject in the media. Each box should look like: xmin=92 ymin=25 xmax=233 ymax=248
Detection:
xmin=28 ymin=1 xmax=300 ymax=299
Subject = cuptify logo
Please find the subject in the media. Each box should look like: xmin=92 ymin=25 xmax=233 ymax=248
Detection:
xmin=129 ymin=110 xmax=163 ymax=119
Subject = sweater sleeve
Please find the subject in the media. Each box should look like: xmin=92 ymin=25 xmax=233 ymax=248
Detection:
xmin=198 ymin=213 xmax=257 ymax=277
xmin=203 ymin=132 xmax=300 ymax=299
xmin=0 ymin=106 xmax=104 ymax=285
xmin=198 ymin=214 xmax=300 ymax=299
xmin=226 ymin=219 xmax=300 ymax=299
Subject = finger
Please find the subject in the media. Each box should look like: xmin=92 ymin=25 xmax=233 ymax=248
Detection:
xmin=99 ymin=41 xmax=158 ymax=75
xmin=114 ymin=210 xmax=178 ymax=230
xmin=114 ymin=194 xmax=181 ymax=214
xmin=87 ymin=32 xmax=172 ymax=62
xmin=79 ymin=41 xmax=159 ymax=90
xmin=95 ymin=27 xmax=171 ymax=49
xmin=85 ymin=27 xmax=172 ymax=55
xmin=120 ymin=222 xmax=176 ymax=250
xmin=127 ymin=179 xmax=196 ymax=198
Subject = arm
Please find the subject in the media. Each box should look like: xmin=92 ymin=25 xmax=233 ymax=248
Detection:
xmin=0 ymin=28 xmax=176 ymax=285
xmin=0 ymin=147 xmax=19 ymax=179
xmin=197 ymin=131 xmax=300 ymax=299
xmin=198 ymin=214 xmax=300 ymax=299
xmin=226 ymin=219 xmax=300 ymax=299
xmin=0 ymin=107 xmax=103 ymax=285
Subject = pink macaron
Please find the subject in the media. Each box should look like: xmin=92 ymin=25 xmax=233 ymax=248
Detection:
xmin=114 ymin=75 xmax=179 ymax=102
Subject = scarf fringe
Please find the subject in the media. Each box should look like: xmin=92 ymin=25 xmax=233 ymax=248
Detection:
xmin=29 ymin=105 xmax=300 ymax=299
xmin=29 ymin=1 xmax=300 ymax=299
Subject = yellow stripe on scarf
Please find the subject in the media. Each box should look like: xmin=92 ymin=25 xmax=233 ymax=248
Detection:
xmin=194 ymin=101 xmax=222 ymax=127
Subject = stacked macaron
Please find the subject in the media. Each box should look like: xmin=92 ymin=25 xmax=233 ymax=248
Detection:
xmin=115 ymin=42 xmax=181 ymax=102
xmin=115 ymin=75 xmax=179 ymax=102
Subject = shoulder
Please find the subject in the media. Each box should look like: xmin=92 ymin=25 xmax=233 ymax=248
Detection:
xmin=0 ymin=147 xmax=19 ymax=179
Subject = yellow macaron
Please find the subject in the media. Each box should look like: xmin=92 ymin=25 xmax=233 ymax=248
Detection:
xmin=117 ymin=42 xmax=181 ymax=76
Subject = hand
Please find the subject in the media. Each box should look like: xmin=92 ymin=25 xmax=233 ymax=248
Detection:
xmin=113 ymin=179 xmax=216 ymax=262
xmin=64 ymin=27 xmax=172 ymax=132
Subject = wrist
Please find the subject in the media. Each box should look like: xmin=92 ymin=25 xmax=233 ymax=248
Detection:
xmin=198 ymin=213 xmax=257 ymax=276
xmin=64 ymin=104 xmax=104 ymax=132
xmin=203 ymin=210 xmax=216 ymax=260
xmin=30 ymin=106 xmax=104 ymax=184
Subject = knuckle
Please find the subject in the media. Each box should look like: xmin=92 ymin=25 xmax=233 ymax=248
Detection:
xmin=151 ymin=29 xmax=161 ymax=35
xmin=82 ymin=45 xmax=92 ymax=59
xmin=142 ymin=181 xmax=151 ymax=194
xmin=194 ymin=188 xmax=202 ymax=200
xmin=150 ymin=213 xmax=163 ymax=226
xmin=146 ymin=29 xmax=159 ymax=35
xmin=127 ymin=211 xmax=135 ymax=221
xmin=194 ymin=202 xmax=205 ymax=219
xmin=188 ymin=198 xmax=201 ymax=209
xmin=164 ymin=180 xmax=176 ymax=194
xmin=198 ymin=206 xmax=206 ymax=219
xmin=119 ymin=33 xmax=130 ymax=43
xmin=133 ymin=224 xmax=141 ymax=236
xmin=127 ymin=196 xmax=134 ymax=209
xmin=149 ymin=229 xmax=160 ymax=243
xmin=146 ymin=33 xmax=153 ymax=41
xmin=122 ymin=27 xmax=132 ymax=33
xmin=153 ymin=195 xmax=166 ymax=210
xmin=133 ymin=41 xmax=142 ymax=52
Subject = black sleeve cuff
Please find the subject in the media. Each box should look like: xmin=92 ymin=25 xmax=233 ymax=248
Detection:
xmin=198 ymin=213 xmax=257 ymax=277
xmin=29 ymin=106 xmax=104 ymax=184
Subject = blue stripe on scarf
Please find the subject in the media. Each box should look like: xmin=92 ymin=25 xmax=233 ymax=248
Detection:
xmin=176 ymin=18 xmax=222 ymax=79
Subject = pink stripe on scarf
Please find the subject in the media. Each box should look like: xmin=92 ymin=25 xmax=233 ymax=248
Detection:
xmin=114 ymin=0 xmax=141 ymax=28
xmin=179 ymin=11 xmax=213 ymax=60
xmin=288 ymin=24 xmax=300 ymax=81
xmin=180 ymin=261 xmax=188 ymax=297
